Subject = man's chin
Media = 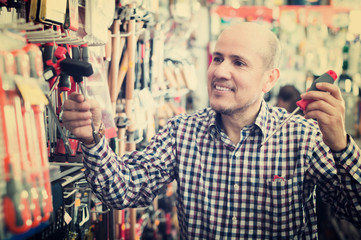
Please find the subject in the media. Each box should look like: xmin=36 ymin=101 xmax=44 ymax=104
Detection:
xmin=211 ymin=104 xmax=236 ymax=116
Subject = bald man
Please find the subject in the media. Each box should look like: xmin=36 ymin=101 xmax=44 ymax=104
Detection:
xmin=62 ymin=22 xmax=361 ymax=239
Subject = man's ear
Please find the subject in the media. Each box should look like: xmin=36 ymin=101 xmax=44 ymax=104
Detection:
xmin=262 ymin=68 xmax=280 ymax=93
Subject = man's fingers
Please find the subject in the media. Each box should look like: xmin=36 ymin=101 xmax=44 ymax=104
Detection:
xmin=63 ymin=119 xmax=92 ymax=129
xmin=304 ymin=110 xmax=331 ymax=124
xmin=302 ymin=82 xmax=343 ymax=104
xmin=301 ymin=90 xmax=343 ymax=111
xmin=62 ymin=110 xmax=92 ymax=121
xmin=62 ymin=98 xmax=91 ymax=112
xmin=315 ymin=82 xmax=343 ymax=100
xmin=62 ymin=119 xmax=92 ymax=136
xmin=69 ymin=92 xmax=85 ymax=102
xmin=62 ymin=119 xmax=93 ymax=139
xmin=305 ymin=100 xmax=338 ymax=116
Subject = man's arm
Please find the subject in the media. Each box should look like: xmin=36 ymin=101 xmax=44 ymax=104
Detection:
xmin=312 ymin=136 xmax=361 ymax=227
xmin=302 ymin=83 xmax=361 ymax=225
xmin=62 ymin=94 xmax=178 ymax=209
xmin=81 ymin=119 xmax=178 ymax=209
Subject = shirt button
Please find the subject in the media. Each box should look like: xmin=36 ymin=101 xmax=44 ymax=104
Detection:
xmin=234 ymin=184 xmax=239 ymax=190
xmin=232 ymin=216 xmax=237 ymax=223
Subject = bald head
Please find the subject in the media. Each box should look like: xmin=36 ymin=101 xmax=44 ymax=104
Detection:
xmin=219 ymin=22 xmax=282 ymax=70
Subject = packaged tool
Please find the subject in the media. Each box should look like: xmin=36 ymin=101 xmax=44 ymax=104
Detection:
xmin=64 ymin=0 xmax=79 ymax=31
xmin=0 ymin=50 xmax=33 ymax=235
xmin=12 ymin=47 xmax=43 ymax=229
xmin=29 ymin=0 xmax=67 ymax=25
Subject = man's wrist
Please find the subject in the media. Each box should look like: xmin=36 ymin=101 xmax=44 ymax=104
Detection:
xmin=79 ymin=136 xmax=96 ymax=146
xmin=78 ymin=122 xmax=105 ymax=147
xmin=331 ymin=134 xmax=350 ymax=153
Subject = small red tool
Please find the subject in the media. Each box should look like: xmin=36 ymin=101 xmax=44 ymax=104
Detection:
xmin=260 ymin=70 xmax=338 ymax=147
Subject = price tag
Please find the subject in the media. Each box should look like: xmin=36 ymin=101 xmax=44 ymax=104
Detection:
xmin=64 ymin=210 xmax=72 ymax=225
xmin=14 ymin=75 xmax=48 ymax=105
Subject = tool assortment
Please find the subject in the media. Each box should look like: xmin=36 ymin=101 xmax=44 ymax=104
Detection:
xmin=0 ymin=0 xmax=198 ymax=239
xmin=0 ymin=35 xmax=52 ymax=239
xmin=3 ymin=0 xmax=360 ymax=239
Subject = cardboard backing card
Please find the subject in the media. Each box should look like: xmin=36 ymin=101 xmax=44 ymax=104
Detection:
xmin=29 ymin=0 xmax=67 ymax=25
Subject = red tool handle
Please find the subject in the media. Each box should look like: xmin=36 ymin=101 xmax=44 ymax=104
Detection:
xmin=296 ymin=70 xmax=338 ymax=111
xmin=0 ymin=51 xmax=33 ymax=234
xmin=3 ymin=103 xmax=33 ymax=234
xmin=16 ymin=46 xmax=43 ymax=228
xmin=2 ymin=109 xmax=33 ymax=234
xmin=33 ymin=105 xmax=53 ymax=222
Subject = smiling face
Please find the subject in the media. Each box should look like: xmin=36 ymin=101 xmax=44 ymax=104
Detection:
xmin=208 ymin=22 xmax=280 ymax=117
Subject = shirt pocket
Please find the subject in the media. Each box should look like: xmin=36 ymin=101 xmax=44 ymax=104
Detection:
xmin=265 ymin=178 xmax=304 ymax=238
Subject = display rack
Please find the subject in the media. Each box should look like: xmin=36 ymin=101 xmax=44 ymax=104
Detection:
xmin=0 ymin=1 xmax=199 ymax=239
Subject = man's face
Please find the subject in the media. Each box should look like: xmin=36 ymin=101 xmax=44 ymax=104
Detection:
xmin=207 ymin=27 xmax=271 ymax=116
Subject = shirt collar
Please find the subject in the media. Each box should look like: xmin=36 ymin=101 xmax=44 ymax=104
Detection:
xmin=207 ymin=100 xmax=269 ymax=139
xmin=254 ymin=99 xmax=269 ymax=138
xmin=207 ymin=109 xmax=220 ymax=139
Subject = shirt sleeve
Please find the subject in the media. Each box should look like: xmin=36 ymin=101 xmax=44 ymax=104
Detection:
xmin=81 ymin=118 xmax=178 ymax=210
xmin=312 ymin=134 xmax=361 ymax=227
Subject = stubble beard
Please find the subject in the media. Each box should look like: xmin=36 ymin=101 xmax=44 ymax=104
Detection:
xmin=210 ymin=92 xmax=262 ymax=116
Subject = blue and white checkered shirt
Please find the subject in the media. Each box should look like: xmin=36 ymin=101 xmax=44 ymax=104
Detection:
xmin=82 ymin=100 xmax=361 ymax=239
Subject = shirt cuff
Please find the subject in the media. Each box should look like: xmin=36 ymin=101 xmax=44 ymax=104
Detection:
xmin=335 ymin=134 xmax=361 ymax=179
xmin=81 ymin=136 xmax=108 ymax=168
xmin=332 ymin=134 xmax=351 ymax=158
xmin=81 ymin=135 xmax=105 ymax=150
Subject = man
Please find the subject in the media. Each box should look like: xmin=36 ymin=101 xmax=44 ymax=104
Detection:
xmin=62 ymin=22 xmax=361 ymax=239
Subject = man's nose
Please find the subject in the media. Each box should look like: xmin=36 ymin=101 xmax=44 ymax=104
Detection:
xmin=213 ymin=62 xmax=232 ymax=79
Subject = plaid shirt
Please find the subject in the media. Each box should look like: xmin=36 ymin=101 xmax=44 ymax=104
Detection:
xmin=82 ymin=100 xmax=361 ymax=239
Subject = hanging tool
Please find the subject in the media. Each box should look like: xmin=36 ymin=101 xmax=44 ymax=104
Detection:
xmin=108 ymin=18 xmax=122 ymax=111
xmin=45 ymin=94 xmax=73 ymax=155
xmin=13 ymin=44 xmax=54 ymax=223
xmin=26 ymin=46 xmax=51 ymax=222
xmin=43 ymin=46 xmax=74 ymax=157
xmin=29 ymin=0 xmax=67 ymax=25
xmin=44 ymin=45 xmax=95 ymax=154
xmin=12 ymin=47 xmax=43 ymax=228
xmin=42 ymin=42 xmax=59 ymax=157
xmin=113 ymin=21 xmax=144 ymax=116
xmin=32 ymin=104 xmax=54 ymax=222
xmin=66 ymin=45 xmax=99 ymax=144
xmin=259 ymin=70 xmax=338 ymax=147
xmin=56 ymin=45 xmax=77 ymax=156
xmin=124 ymin=3 xmax=137 ymax=239
xmin=43 ymin=45 xmax=69 ymax=146
xmin=0 ymin=51 xmax=33 ymax=234
xmin=24 ymin=46 xmax=54 ymax=205
xmin=18 ymin=44 xmax=53 ymax=223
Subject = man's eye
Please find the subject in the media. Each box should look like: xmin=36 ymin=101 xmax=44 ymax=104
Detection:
xmin=234 ymin=60 xmax=245 ymax=67
xmin=213 ymin=57 xmax=222 ymax=63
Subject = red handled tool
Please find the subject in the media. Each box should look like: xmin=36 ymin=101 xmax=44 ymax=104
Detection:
xmin=0 ymin=51 xmax=33 ymax=234
xmin=65 ymin=45 xmax=99 ymax=144
xmin=12 ymin=47 xmax=43 ymax=228
xmin=259 ymin=70 xmax=338 ymax=147
xmin=32 ymin=105 xmax=53 ymax=222
xmin=24 ymin=44 xmax=53 ymax=222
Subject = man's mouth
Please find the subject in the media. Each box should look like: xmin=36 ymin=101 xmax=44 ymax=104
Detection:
xmin=214 ymin=83 xmax=233 ymax=92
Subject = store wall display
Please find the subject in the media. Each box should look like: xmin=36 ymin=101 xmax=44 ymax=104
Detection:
xmin=2 ymin=0 xmax=360 ymax=239
xmin=0 ymin=30 xmax=53 ymax=239
xmin=0 ymin=0 xmax=200 ymax=239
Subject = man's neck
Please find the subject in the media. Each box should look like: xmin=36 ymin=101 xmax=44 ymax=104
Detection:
xmin=219 ymin=104 xmax=261 ymax=145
